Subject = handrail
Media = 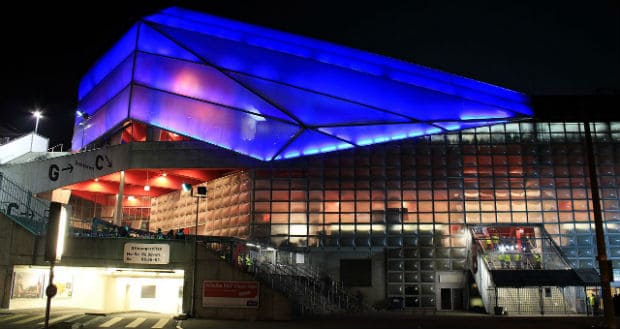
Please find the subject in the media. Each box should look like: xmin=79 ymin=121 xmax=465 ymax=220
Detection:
xmin=47 ymin=144 xmax=64 ymax=152
xmin=0 ymin=173 xmax=50 ymax=234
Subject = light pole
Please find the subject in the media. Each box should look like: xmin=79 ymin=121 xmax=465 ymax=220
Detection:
xmin=30 ymin=110 xmax=43 ymax=151
xmin=33 ymin=110 xmax=42 ymax=135
xmin=189 ymin=185 xmax=207 ymax=317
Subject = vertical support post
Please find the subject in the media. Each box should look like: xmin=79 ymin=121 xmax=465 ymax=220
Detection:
xmin=584 ymin=121 xmax=616 ymax=328
xmin=191 ymin=196 xmax=199 ymax=316
xmin=113 ymin=171 xmax=125 ymax=226
xmin=539 ymin=286 xmax=544 ymax=315
xmin=44 ymin=261 xmax=55 ymax=329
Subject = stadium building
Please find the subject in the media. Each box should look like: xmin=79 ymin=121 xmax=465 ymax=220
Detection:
xmin=0 ymin=6 xmax=618 ymax=318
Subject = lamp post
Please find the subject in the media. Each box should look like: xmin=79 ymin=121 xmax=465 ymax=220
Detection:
xmin=33 ymin=110 xmax=42 ymax=135
xmin=30 ymin=110 xmax=43 ymax=151
xmin=44 ymin=202 xmax=68 ymax=329
xmin=189 ymin=185 xmax=207 ymax=317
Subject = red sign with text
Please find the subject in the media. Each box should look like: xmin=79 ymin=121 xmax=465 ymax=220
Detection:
xmin=202 ymin=280 xmax=259 ymax=308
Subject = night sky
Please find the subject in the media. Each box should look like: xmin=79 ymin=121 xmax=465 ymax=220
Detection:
xmin=1 ymin=1 xmax=618 ymax=148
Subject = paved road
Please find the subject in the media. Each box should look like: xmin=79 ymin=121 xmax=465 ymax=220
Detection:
xmin=0 ymin=309 xmax=605 ymax=329
xmin=0 ymin=310 xmax=179 ymax=329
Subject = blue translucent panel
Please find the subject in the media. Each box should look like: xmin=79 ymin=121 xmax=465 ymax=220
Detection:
xmin=78 ymin=55 xmax=134 ymax=118
xmin=388 ymin=71 xmax=533 ymax=116
xmin=229 ymin=72 xmax=410 ymax=126
xmin=137 ymin=23 xmax=202 ymax=62
xmin=79 ymin=24 xmax=138 ymax=101
xmin=129 ymin=85 xmax=300 ymax=160
xmin=151 ymin=7 xmax=530 ymax=107
xmin=319 ymin=123 xmax=438 ymax=146
xmin=273 ymin=129 xmax=355 ymax=160
xmin=71 ymin=86 xmax=131 ymax=150
xmin=133 ymin=52 xmax=296 ymax=123
xmin=157 ymin=24 xmax=526 ymax=122
xmin=144 ymin=13 xmax=244 ymax=42
xmin=459 ymin=100 xmax=518 ymax=120
xmin=432 ymin=120 xmax=507 ymax=131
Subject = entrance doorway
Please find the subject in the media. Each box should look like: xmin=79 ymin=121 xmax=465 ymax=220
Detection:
xmin=9 ymin=266 xmax=185 ymax=314
xmin=440 ymin=288 xmax=463 ymax=310
xmin=436 ymin=271 xmax=465 ymax=311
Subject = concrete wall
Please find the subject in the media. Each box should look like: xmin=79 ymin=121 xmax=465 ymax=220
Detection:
xmin=0 ymin=212 xmax=39 ymax=308
xmin=0 ymin=213 xmax=292 ymax=319
xmin=0 ymin=141 xmax=261 ymax=194
xmin=0 ymin=133 xmax=48 ymax=164
xmin=193 ymin=246 xmax=293 ymax=320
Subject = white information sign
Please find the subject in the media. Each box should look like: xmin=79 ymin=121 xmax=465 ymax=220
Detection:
xmin=123 ymin=243 xmax=170 ymax=264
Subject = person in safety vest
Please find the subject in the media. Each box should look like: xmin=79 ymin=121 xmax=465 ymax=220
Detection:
xmin=533 ymin=253 xmax=542 ymax=269
xmin=513 ymin=253 xmax=522 ymax=269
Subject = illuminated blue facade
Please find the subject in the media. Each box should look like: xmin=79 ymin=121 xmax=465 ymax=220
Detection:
xmin=73 ymin=7 xmax=532 ymax=160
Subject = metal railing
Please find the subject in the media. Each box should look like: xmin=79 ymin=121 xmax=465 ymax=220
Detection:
xmin=200 ymin=238 xmax=374 ymax=315
xmin=0 ymin=173 xmax=50 ymax=234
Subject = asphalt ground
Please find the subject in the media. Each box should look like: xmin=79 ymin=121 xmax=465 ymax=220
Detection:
xmin=0 ymin=308 xmax=607 ymax=329
xmin=179 ymin=311 xmax=604 ymax=329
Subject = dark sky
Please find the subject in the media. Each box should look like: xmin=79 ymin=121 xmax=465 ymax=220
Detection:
xmin=1 ymin=1 xmax=618 ymax=147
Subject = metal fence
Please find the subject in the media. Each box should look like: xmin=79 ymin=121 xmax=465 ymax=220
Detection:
xmin=0 ymin=173 xmax=49 ymax=234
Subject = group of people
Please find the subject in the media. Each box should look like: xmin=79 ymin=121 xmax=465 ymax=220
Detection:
xmin=587 ymin=292 xmax=620 ymax=316
xmin=155 ymin=227 xmax=188 ymax=240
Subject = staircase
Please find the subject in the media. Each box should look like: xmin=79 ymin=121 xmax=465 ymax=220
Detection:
xmin=0 ymin=173 xmax=49 ymax=234
xmin=200 ymin=237 xmax=373 ymax=315
xmin=468 ymin=225 xmax=590 ymax=315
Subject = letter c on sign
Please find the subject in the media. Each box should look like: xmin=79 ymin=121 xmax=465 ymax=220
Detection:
xmin=49 ymin=164 xmax=59 ymax=181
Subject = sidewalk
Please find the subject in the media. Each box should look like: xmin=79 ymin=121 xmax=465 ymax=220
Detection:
xmin=179 ymin=312 xmax=602 ymax=329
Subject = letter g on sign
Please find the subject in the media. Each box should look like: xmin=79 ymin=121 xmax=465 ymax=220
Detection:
xmin=49 ymin=164 xmax=60 ymax=181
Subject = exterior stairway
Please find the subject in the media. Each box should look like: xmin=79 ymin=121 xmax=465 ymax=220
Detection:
xmin=0 ymin=173 xmax=49 ymax=235
xmin=199 ymin=237 xmax=374 ymax=315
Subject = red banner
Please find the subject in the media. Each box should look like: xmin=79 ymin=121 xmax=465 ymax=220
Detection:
xmin=202 ymin=280 xmax=259 ymax=308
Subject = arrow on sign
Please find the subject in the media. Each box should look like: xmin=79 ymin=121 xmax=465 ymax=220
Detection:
xmin=96 ymin=154 xmax=113 ymax=170
xmin=61 ymin=164 xmax=74 ymax=173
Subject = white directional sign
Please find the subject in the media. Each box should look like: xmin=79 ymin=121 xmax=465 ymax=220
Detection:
xmin=123 ymin=243 xmax=170 ymax=265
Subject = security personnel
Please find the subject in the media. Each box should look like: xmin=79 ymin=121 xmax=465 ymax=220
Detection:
xmin=513 ymin=253 xmax=522 ymax=269
xmin=533 ymin=253 xmax=542 ymax=269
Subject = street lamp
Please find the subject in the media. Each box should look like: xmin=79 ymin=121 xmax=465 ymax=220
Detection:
xmin=33 ymin=110 xmax=43 ymax=134
xmin=189 ymin=185 xmax=207 ymax=317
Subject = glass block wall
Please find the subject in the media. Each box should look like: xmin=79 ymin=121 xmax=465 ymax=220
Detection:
xmin=150 ymin=171 xmax=251 ymax=237
xmin=250 ymin=121 xmax=620 ymax=307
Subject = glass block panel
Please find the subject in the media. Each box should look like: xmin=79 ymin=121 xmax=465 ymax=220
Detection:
xmin=404 ymin=260 xmax=419 ymax=271
xmin=388 ymin=260 xmax=404 ymax=271
xmin=405 ymin=273 xmax=419 ymax=282
xmin=421 ymin=284 xmax=435 ymax=294
xmin=387 ymin=284 xmax=403 ymax=295
xmin=405 ymin=297 xmax=420 ymax=307
xmin=420 ymin=261 xmax=435 ymax=271
xmin=388 ymin=272 xmax=403 ymax=282
xmin=404 ymin=285 xmax=419 ymax=295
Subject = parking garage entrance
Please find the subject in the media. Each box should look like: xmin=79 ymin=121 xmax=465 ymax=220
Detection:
xmin=9 ymin=265 xmax=184 ymax=314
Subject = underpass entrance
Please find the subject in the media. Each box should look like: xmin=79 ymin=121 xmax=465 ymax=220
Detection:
xmin=9 ymin=266 xmax=184 ymax=314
